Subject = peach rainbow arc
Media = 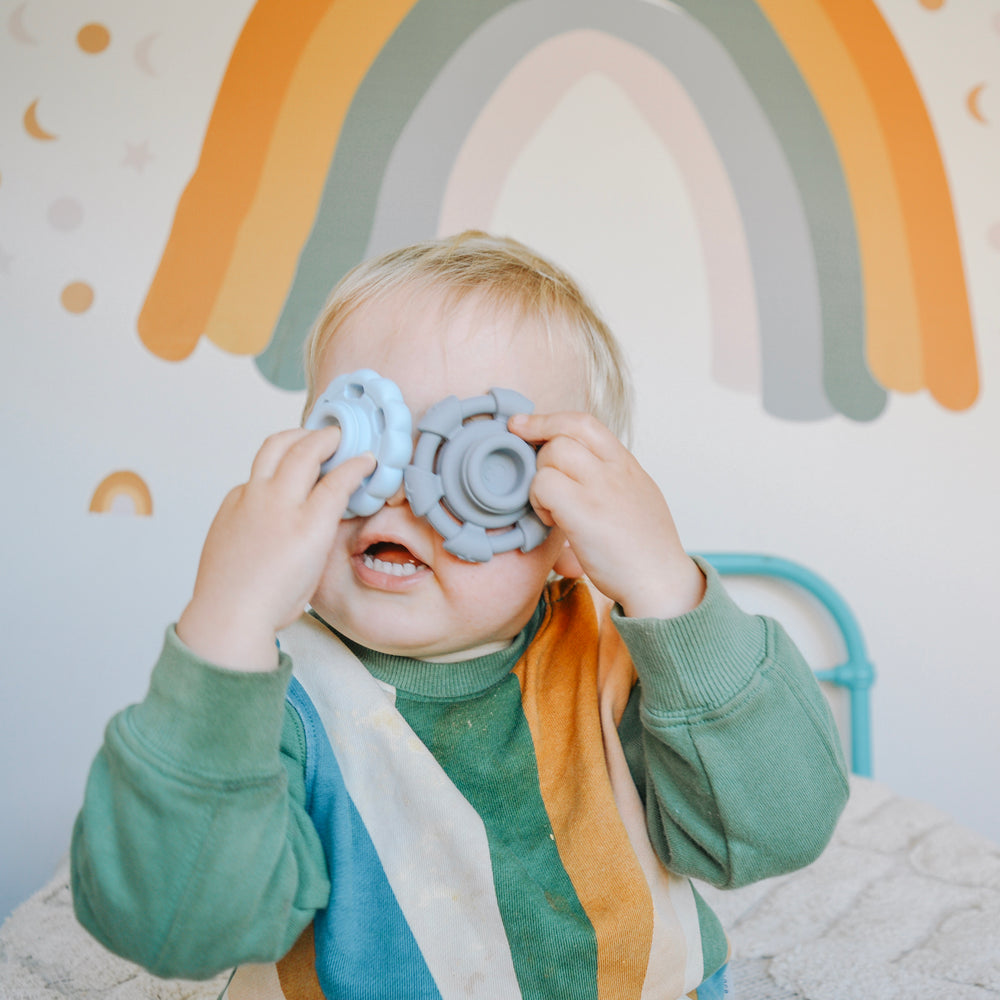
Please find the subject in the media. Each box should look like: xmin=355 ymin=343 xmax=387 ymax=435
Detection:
xmin=437 ymin=30 xmax=760 ymax=397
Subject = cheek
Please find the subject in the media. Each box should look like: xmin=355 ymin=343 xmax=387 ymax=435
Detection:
xmin=441 ymin=547 xmax=554 ymax=611
xmin=312 ymin=528 xmax=354 ymax=587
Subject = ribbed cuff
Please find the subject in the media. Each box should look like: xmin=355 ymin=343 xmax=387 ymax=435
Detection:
xmin=127 ymin=626 xmax=293 ymax=781
xmin=611 ymin=558 xmax=768 ymax=713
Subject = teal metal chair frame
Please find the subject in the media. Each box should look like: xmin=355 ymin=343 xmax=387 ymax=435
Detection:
xmin=697 ymin=553 xmax=875 ymax=777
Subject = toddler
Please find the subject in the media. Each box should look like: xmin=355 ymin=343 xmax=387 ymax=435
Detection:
xmin=72 ymin=231 xmax=848 ymax=999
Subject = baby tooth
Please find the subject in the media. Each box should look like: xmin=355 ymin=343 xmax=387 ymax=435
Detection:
xmin=364 ymin=554 xmax=420 ymax=577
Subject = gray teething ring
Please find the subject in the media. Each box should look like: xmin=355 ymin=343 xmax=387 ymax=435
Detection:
xmin=404 ymin=388 xmax=549 ymax=563
xmin=304 ymin=369 xmax=412 ymax=518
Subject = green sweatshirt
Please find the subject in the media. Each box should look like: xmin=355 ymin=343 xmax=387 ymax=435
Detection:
xmin=71 ymin=562 xmax=848 ymax=998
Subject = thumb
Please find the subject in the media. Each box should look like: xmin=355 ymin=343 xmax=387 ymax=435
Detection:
xmin=308 ymin=451 xmax=377 ymax=518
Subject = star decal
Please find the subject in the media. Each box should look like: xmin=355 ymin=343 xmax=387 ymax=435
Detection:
xmin=122 ymin=140 xmax=153 ymax=171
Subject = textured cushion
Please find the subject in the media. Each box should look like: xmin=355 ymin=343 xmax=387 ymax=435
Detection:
xmin=3 ymin=777 xmax=998 ymax=999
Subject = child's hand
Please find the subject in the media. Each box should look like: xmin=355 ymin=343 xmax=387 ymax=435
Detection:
xmin=510 ymin=412 xmax=705 ymax=620
xmin=176 ymin=427 xmax=375 ymax=671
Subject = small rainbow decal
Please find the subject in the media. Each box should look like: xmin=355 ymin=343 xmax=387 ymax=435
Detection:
xmin=137 ymin=0 xmax=979 ymax=422
xmin=89 ymin=470 xmax=153 ymax=516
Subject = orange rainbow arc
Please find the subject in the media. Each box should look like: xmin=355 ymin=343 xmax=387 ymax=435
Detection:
xmin=757 ymin=0 xmax=923 ymax=393
xmin=819 ymin=0 xmax=978 ymax=410
xmin=137 ymin=0 xmax=331 ymax=361
xmin=204 ymin=0 xmax=419 ymax=356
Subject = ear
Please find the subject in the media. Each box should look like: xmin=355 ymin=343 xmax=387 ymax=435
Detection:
xmin=552 ymin=540 xmax=584 ymax=580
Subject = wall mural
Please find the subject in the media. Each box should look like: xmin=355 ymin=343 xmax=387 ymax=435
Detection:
xmin=5 ymin=0 xmax=987 ymax=434
xmin=134 ymin=0 xmax=982 ymax=423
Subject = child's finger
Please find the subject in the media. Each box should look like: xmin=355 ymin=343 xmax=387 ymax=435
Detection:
xmin=307 ymin=451 xmax=376 ymax=517
xmin=534 ymin=433 xmax=603 ymax=487
xmin=271 ymin=425 xmax=345 ymax=495
xmin=526 ymin=466 xmax=568 ymax=527
xmin=529 ymin=465 xmax=591 ymax=531
xmin=509 ymin=411 xmax=620 ymax=460
xmin=249 ymin=428 xmax=314 ymax=481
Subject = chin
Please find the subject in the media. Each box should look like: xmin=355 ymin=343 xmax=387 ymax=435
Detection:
xmin=326 ymin=615 xmax=447 ymax=659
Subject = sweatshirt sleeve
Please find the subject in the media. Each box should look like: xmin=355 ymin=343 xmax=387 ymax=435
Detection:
xmin=613 ymin=558 xmax=849 ymax=890
xmin=70 ymin=627 xmax=330 ymax=980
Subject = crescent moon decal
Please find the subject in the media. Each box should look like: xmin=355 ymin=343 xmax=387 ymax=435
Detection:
xmin=8 ymin=2 xmax=38 ymax=44
xmin=134 ymin=33 xmax=159 ymax=76
xmin=23 ymin=99 xmax=57 ymax=141
xmin=966 ymin=83 xmax=988 ymax=124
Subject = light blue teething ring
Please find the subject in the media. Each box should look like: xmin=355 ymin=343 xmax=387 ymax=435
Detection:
xmin=404 ymin=388 xmax=549 ymax=563
xmin=304 ymin=369 xmax=413 ymax=518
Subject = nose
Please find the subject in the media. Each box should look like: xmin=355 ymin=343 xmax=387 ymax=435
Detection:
xmin=384 ymin=478 xmax=408 ymax=508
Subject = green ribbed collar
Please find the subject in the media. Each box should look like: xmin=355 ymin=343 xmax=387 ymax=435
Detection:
xmin=308 ymin=598 xmax=547 ymax=700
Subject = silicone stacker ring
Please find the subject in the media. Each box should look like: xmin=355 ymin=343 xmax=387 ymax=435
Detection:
xmin=404 ymin=388 xmax=549 ymax=563
xmin=304 ymin=369 xmax=413 ymax=518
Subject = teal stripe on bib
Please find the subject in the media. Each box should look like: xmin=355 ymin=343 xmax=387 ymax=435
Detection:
xmin=287 ymin=678 xmax=440 ymax=998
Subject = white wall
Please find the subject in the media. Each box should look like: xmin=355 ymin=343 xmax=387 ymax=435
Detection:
xmin=2 ymin=0 xmax=998 ymax=921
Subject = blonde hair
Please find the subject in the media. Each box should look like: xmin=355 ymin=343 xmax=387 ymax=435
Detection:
xmin=302 ymin=231 xmax=633 ymax=442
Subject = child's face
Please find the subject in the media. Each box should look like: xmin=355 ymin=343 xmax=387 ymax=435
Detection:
xmin=308 ymin=287 xmax=588 ymax=661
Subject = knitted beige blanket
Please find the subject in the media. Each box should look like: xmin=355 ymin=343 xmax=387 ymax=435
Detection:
xmin=2 ymin=777 xmax=998 ymax=999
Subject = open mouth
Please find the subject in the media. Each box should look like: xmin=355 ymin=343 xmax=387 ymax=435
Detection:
xmin=360 ymin=541 xmax=429 ymax=578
